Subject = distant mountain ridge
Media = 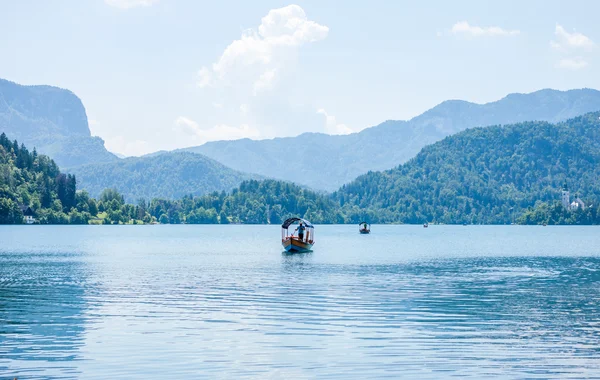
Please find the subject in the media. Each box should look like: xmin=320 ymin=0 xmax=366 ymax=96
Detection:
xmin=334 ymin=111 xmax=600 ymax=224
xmin=181 ymin=88 xmax=600 ymax=190
xmin=69 ymin=151 xmax=262 ymax=201
xmin=0 ymin=78 xmax=117 ymax=168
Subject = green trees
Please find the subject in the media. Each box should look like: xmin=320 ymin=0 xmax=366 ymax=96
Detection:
xmin=56 ymin=173 xmax=77 ymax=211
xmin=70 ymin=152 xmax=258 ymax=201
xmin=0 ymin=133 xmax=70 ymax=224
xmin=335 ymin=112 xmax=600 ymax=224
xmin=0 ymin=136 xmax=341 ymax=225
xmin=517 ymin=201 xmax=600 ymax=225
xmin=143 ymin=180 xmax=341 ymax=224
xmin=96 ymin=189 xmax=151 ymax=224
xmin=3 ymin=111 xmax=600 ymax=225
xmin=0 ymin=198 xmax=23 ymax=224
xmin=100 ymin=188 xmax=125 ymax=204
xmin=0 ymin=135 xmax=146 ymax=225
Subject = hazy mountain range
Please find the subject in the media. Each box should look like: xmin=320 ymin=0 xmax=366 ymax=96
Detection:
xmin=3 ymin=76 xmax=600 ymax=202
xmin=69 ymin=151 xmax=260 ymax=201
xmin=182 ymin=88 xmax=600 ymax=190
xmin=4 ymin=112 xmax=600 ymax=225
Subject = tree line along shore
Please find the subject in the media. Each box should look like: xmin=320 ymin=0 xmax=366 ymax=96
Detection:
xmin=2 ymin=112 xmax=600 ymax=226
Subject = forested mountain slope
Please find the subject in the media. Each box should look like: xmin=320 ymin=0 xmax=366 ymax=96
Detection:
xmin=183 ymin=88 xmax=600 ymax=190
xmin=0 ymin=133 xmax=85 ymax=223
xmin=147 ymin=179 xmax=343 ymax=225
xmin=335 ymin=112 xmax=600 ymax=224
xmin=69 ymin=152 xmax=261 ymax=201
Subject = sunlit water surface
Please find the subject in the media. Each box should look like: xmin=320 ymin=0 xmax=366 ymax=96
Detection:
xmin=1 ymin=225 xmax=600 ymax=379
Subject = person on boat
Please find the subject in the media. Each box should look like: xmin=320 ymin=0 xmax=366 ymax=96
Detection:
xmin=295 ymin=222 xmax=306 ymax=241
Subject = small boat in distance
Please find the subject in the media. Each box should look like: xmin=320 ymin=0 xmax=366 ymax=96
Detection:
xmin=281 ymin=217 xmax=314 ymax=253
xmin=359 ymin=222 xmax=371 ymax=234
xmin=423 ymin=222 xmax=429 ymax=228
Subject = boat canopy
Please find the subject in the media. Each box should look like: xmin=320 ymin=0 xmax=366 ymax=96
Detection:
xmin=281 ymin=217 xmax=314 ymax=229
xmin=281 ymin=217 xmax=315 ymax=244
xmin=359 ymin=221 xmax=370 ymax=227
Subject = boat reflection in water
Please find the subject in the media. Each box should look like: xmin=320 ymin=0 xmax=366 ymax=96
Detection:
xmin=281 ymin=217 xmax=314 ymax=253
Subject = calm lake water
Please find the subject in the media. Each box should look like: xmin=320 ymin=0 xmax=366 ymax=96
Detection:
xmin=1 ymin=225 xmax=600 ymax=379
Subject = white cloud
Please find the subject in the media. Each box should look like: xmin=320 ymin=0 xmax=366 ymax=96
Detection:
xmin=197 ymin=67 xmax=213 ymax=88
xmin=104 ymin=0 xmax=159 ymax=9
xmin=196 ymin=4 xmax=328 ymax=93
xmin=451 ymin=21 xmax=520 ymax=37
xmin=253 ymin=69 xmax=277 ymax=95
xmin=556 ymin=57 xmax=588 ymax=70
xmin=551 ymin=24 xmax=594 ymax=52
xmin=192 ymin=5 xmax=336 ymax=142
xmin=174 ymin=117 xmax=201 ymax=135
xmin=174 ymin=116 xmax=260 ymax=144
xmin=317 ymin=109 xmax=352 ymax=135
xmin=104 ymin=136 xmax=152 ymax=156
xmin=551 ymin=25 xmax=594 ymax=70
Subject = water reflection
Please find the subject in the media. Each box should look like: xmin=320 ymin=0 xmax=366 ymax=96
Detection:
xmin=1 ymin=226 xmax=600 ymax=379
xmin=272 ymin=255 xmax=600 ymax=377
xmin=0 ymin=251 xmax=90 ymax=379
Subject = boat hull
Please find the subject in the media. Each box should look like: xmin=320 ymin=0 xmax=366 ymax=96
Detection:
xmin=282 ymin=237 xmax=313 ymax=253
xmin=359 ymin=229 xmax=370 ymax=234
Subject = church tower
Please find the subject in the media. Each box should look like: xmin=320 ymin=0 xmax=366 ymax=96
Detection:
xmin=561 ymin=181 xmax=570 ymax=210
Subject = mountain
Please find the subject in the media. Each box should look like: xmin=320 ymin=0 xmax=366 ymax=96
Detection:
xmin=145 ymin=179 xmax=342 ymax=225
xmin=334 ymin=112 xmax=600 ymax=224
xmin=69 ymin=151 xmax=261 ymax=201
xmin=0 ymin=78 xmax=117 ymax=168
xmin=182 ymin=88 xmax=600 ymax=191
xmin=0 ymin=133 xmax=160 ymax=225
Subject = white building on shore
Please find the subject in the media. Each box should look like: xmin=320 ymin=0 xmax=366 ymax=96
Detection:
xmin=20 ymin=205 xmax=36 ymax=224
xmin=561 ymin=181 xmax=585 ymax=211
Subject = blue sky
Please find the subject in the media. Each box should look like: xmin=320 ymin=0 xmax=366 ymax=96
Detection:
xmin=1 ymin=0 xmax=599 ymax=155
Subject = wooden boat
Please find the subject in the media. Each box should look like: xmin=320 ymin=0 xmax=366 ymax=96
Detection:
xmin=359 ymin=221 xmax=371 ymax=234
xmin=281 ymin=217 xmax=314 ymax=253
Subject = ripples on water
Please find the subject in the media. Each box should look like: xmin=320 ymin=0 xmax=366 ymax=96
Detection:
xmin=1 ymin=225 xmax=600 ymax=379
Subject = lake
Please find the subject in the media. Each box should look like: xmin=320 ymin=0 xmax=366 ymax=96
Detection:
xmin=1 ymin=225 xmax=600 ymax=379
